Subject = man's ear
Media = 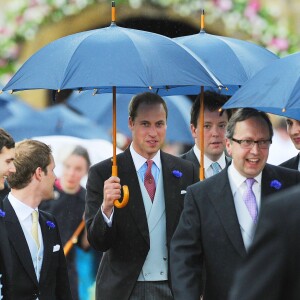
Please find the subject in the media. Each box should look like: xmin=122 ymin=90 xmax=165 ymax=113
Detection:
xmin=225 ymin=138 xmax=232 ymax=156
xmin=128 ymin=117 xmax=134 ymax=131
xmin=34 ymin=167 xmax=43 ymax=181
xmin=190 ymin=124 xmax=197 ymax=139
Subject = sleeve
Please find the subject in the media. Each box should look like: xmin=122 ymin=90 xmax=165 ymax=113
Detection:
xmin=84 ymin=163 xmax=117 ymax=252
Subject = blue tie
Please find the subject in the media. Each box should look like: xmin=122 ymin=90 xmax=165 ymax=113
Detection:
xmin=211 ymin=162 xmax=221 ymax=175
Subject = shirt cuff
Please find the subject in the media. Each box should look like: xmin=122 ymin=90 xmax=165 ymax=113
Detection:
xmin=101 ymin=205 xmax=114 ymax=227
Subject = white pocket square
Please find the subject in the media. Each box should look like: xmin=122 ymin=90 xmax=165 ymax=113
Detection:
xmin=53 ymin=244 xmax=60 ymax=252
xmin=181 ymin=190 xmax=186 ymax=194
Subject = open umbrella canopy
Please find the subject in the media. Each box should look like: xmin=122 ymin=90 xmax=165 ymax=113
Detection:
xmin=68 ymin=92 xmax=193 ymax=144
xmin=0 ymin=104 xmax=111 ymax=141
xmin=3 ymin=24 xmax=222 ymax=94
xmin=0 ymin=84 xmax=35 ymax=122
xmin=170 ymin=17 xmax=278 ymax=96
xmin=222 ymin=52 xmax=300 ymax=120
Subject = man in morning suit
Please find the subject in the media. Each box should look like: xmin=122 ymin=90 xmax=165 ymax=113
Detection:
xmin=280 ymin=117 xmax=300 ymax=170
xmin=3 ymin=140 xmax=72 ymax=300
xmin=181 ymin=91 xmax=232 ymax=178
xmin=0 ymin=128 xmax=16 ymax=299
xmin=170 ymin=108 xmax=300 ymax=300
xmin=85 ymin=92 xmax=198 ymax=300
xmin=229 ymin=185 xmax=300 ymax=300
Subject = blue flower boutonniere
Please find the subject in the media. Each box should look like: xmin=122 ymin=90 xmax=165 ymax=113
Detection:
xmin=270 ymin=180 xmax=282 ymax=190
xmin=0 ymin=209 xmax=5 ymax=217
xmin=46 ymin=221 xmax=55 ymax=229
xmin=172 ymin=170 xmax=183 ymax=178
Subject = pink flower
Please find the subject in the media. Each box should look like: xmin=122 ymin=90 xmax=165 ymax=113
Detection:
xmin=212 ymin=0 xmax=232 ymax=12
xmin=244 ymin=0 xmax=261 ymax=20
xmin=270 ymin=37 xmax=289 ymax=51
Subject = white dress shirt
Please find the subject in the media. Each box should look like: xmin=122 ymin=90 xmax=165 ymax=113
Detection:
xmin=8 ymin=193 xmax=44 ymax=281
xmin=193 ymin=145 xmax=227 ymax=178
xmin=227 ymin=163 xmax=261 ymax=250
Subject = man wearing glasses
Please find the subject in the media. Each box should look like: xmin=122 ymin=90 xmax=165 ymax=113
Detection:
xmin=170 ymin=108 xmax=300 ymax=300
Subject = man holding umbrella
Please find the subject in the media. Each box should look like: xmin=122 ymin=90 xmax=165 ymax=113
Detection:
xmin=85 ymin=92 xmax=198 ymax=300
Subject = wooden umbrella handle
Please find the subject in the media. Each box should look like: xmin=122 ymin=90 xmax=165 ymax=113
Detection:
xmin=112 ymin=86 xmax=129 ymax=208
xmin=63 ymin=220 xmax=86 ymax=256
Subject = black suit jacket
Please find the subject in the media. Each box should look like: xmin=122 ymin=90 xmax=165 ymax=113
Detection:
xmin=279 ymin=153 xmax=299 ymax=170
xmin=85 ymin=148 xmax=198 ymax=300
xmin=3 ymin=197 xmax=72 ymax=300
xmin=170 ymin=163 xmax=300 ymax=300
xmin=0 ymin=199 xmax=12 ymax=299
xmin=180 ymin=148 xmax=231 ymax=178
xmin=229 ymin=185 xmax=300 ymax=300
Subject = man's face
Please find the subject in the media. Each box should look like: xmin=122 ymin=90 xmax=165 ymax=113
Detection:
xmin=286 ymin=118 xmax=300 ymax=150
xmin=226 ymin=117 xmax=271 ymax=178
xmin=129 ymin=102 xmax=167 ymax=159
xmin=62 ymin=154 xmax=88 ymax=192
xmin=192 ymin=108 xmax=228 ymax=161
xmin=41 ymin=155 xmax=56 ymax=199
xmin=0 ymin=146 xmax=16 ymax=190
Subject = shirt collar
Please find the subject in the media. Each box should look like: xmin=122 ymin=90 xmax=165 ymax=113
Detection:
xmin=193 ymin=145 xmax=227 ymax=169
xmin=228 ymin=161 xmax=262 ymax=195
xmin=130 ymin=144 xmax=161 ymax=171
xmin=8 ymin=192 xmax=38 ymax=222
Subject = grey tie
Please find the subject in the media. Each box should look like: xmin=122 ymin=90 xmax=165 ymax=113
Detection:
xmin=211 ymin=162 xmax=221 ymax=175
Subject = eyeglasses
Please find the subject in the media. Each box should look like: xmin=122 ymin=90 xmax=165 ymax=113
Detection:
xmin=231 ymin=138 xmax=272 ymax=149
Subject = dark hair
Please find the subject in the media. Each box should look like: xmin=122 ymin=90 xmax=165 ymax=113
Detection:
xmin=0 ymin=128 xmax=15 ymax=152
xmin=68 ymin=145 xmax=91 ymax=168
xmin=190 ymin=91 xmax=231 ymax=127
xmin=128 ymin=92 xmax=168 ymax=121
xmin=226 ymin=108 xmax=274 ymax=140
xmin=7 ymin=140 xmax=52 ymax=189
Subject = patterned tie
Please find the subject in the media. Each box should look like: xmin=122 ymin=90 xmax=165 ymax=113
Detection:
xmin=211 ymin=162 xmax=221 ymax=175
xmin=31 ymin=210 xmax=40 ymax=249
xmin=144 ymin=160 xmax=156 ymax=201
xmin=243 ymin=178 xmax=258 ymax=223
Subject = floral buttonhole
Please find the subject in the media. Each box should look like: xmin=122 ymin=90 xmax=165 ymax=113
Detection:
xmin=46 ymin=221 xmax=56 ymax=229
xmin=172 ymin=170 xmax=183 ymax=178
xmin=0 ymin=209 xmax=5 ymax=217
xmin=270 ymin=180 xmax=282 ymax=190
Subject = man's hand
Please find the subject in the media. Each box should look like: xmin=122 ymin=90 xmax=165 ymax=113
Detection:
xmin=102 ymin=176 xmax=121 ymax=218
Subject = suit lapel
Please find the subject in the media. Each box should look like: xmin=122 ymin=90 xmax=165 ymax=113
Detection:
xmin=39 ymin=212 xmax=54 ymax=284
xmin=209 ymin=170 xmax=247 ymax=258
xmin=161 ymin=152 xmax=182 ymax=244
xmin=119 ymin=149 xmax=149 ymax=245
xmin=3 ymin=198 xmax=38 ymax=285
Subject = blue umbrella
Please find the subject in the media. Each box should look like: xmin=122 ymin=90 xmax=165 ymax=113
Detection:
xmin=0 ymin=84 xmax=35 ymax=122
xmin=171 ymin=11 xmax=278 ymax=95
xmin=0 ymin=104 xmax=111 ymax=141
xmin=2 ymin=2 xmax=222 ymax=206
xmin=222 ymin=52 xmax=300 ymax=120
xmin=68 ymin=92 xmax=193 ymax=144
xmin=2 ymin=24 xmax=222 ymax=94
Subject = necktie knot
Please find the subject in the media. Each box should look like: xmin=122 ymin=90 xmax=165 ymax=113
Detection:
xmin=243 ymin=178 xmax=258 ymax=223
xmin=144 ymin=160 xmax=156 ymax=201
xmin=211 ymin=162 xmax=221 ymax=175
xmin=246 ymin=178 xmax=255 ymax=188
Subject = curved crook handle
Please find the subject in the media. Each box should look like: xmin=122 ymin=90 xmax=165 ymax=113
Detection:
xmin=114 ymin=185 xmax=129 ymax=208
xmin=112 ymin=165 xmax=129 ymax=208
